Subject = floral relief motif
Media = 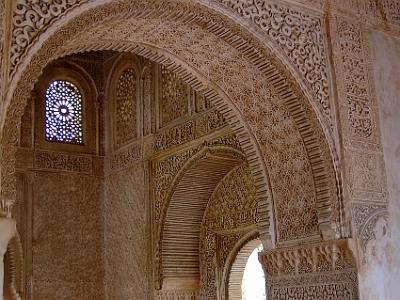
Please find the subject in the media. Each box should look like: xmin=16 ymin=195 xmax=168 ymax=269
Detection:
xmin=221 ymin=0 xmax=331 ymax=125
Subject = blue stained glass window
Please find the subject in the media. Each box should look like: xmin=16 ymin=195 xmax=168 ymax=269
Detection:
xmin=45 ymin=80 xmax=83 ymax=144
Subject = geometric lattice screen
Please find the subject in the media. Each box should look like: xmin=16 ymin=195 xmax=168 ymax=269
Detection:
xmin=45 ymin=80 xmax=83 ymax=144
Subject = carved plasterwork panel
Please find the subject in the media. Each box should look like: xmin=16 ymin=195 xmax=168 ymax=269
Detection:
xmin=104 ymin=163 xmax=149 ymax=299
xmin=220 ymin=0 xmax=332 ymax=126
xmin=34 ymin=150 xmax=93 ymax=174
xmin=347 ymin=150 xmax=387 ymax=202
xmin=19 ymin=92 xmax=33 ymax=148
xmin=195 ymin=109 xmax=225 ymax=138
xmin=32 ymin=172 xmax=103 ymax=299
xmin=384 ymin=0 xmax=400 ymax=25
xmin=154 ymin=121 xmax=195 ymax=151
xmin=331 ymin=15 xmax=388 ymax=253
xmin=269 ymin=271 xmax=358 ymax=299
xmin=360 ymin=0 xmax=400 ymax=27
xmin=333 ymin=17 xmax=380 ymax=146
xmin=115 ymin=67 xmax=137 ymax=148
xmin=154 ymin=108 xmax=227 ymax=152
xmin=161 ymin=66 xmax=189 ymax=125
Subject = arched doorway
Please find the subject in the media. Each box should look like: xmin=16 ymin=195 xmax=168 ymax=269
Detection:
xmin=230 ymin=239 xmax=265 ymax=300
xmin=0 ymin=1 xmax=348 ymax=299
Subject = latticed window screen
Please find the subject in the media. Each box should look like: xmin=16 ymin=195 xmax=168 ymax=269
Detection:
xmin=45 ymin=80 xmax=83 ymax=144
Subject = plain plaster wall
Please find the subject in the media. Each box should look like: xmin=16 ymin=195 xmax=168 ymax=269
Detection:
xmin=104 ymin=162 xmax=149 ymax=300
xmin=32 ymin=172 xmax=104 ymax=299
xmin=364 ymin=30 xmax=400 ymax=300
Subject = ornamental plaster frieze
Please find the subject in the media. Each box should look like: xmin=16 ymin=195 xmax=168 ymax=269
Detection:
xmin=260 ymin=239 xmax=359 ymax=299
xmin=261 ymin=239 xmax=356 ymax=276
xmin=15 ymin=147 xmax=104 ymax=176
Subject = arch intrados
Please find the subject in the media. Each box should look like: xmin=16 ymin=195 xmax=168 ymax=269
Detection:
xmin=160 ymin=146 xmax=245 ymax=282
xmin=2 ymin=0 xmax=341 ymax=245
xmin=159 ymin=145 xmax=246 ymax=239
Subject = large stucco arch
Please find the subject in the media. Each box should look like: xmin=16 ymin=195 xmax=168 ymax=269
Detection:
xmin=1 ymin=0 xmax=342 ymax=247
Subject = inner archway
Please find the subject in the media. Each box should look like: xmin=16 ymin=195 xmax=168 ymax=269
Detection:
xmin=240 ymin=242 xmax=265 ymax=300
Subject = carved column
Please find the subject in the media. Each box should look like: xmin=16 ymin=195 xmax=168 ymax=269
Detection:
xmin=260 ymin=239 xmax=359 ymax=299
xmin=0 ymin=217 xmax=16 ymax=300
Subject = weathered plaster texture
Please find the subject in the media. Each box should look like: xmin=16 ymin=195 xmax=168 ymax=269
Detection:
xmin=104 ymin=163 xmax=149 ymax=300
xmin=364 ymin=30 xmax=400 ymax=300
xmin=32 ymin=172 xmax=104 ymax=300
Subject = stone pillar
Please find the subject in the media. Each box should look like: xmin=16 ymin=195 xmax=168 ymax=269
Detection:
xmin=259 ymin=239 xmax=359 ymax=300
xmin=0 ymin=217 xmax=16 ymax=300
